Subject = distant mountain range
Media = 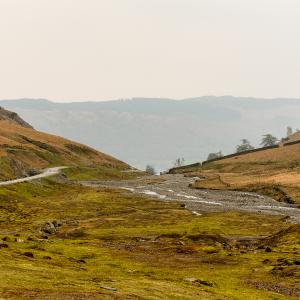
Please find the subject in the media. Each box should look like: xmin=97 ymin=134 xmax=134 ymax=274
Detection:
xmin=1 ymin=96 xmax=300 ymax=171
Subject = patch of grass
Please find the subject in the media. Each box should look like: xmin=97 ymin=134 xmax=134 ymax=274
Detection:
xmin=63 ymin=166 xmax=144 ymax=181
xmin=0 ymin=178 xmax=299 ymax=299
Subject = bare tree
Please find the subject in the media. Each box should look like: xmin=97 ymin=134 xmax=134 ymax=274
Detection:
xmin=174 ymin=157 xmax=185 ymax=168
xmin=207 ymin=151 xmax=223 ymax=160
xmin=287 ymin=126 xmax=293 ymax=137
xmin=260 ymin=134 xmax=278 ymax=147
xmin=236 ymin=139 xmax=254 ymax=153
xmin=145 ymin=165 xmax=156 ymax=175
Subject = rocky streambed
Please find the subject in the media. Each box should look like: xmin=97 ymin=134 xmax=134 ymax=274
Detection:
xmin=80 ymin=174 xmax=300 ymax=223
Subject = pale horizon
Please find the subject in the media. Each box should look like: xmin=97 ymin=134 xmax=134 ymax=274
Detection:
xmin=1 ymin=0 xmax=300 ymax=102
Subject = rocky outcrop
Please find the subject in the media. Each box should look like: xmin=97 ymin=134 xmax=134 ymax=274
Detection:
xmin=0 ymin=107 xmax=33 ymax=128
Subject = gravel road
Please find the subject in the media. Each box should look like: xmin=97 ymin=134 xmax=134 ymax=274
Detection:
xmin=0 ymin=167 xmax=67 ymax=187
xmin=81 ymin=174 xmax=300 ymax=223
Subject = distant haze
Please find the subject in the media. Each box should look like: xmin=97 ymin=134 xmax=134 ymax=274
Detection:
xmin=1 ymin=0 xmax=300 ymax=101
xmin=2 ymin=97 xmax=300 ymax=171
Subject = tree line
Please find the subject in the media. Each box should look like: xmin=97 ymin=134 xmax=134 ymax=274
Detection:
xmin=207 ymin=126 xmax=298 ymax=161
xmin=145 ymin=126 xmax=299 ymax=174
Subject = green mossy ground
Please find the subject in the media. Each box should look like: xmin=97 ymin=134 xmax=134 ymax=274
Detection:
xmin=0 ymin=175 xmax=299 ymax=299
xmin=63 ymin=166 xmax=143 ymax=181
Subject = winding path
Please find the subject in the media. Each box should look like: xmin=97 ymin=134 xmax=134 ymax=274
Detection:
xmin=0 ymin=167 xmax=67 ymax=187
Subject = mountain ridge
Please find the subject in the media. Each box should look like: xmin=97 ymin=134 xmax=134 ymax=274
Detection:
xmin=2 ymin=96 xmax=300 ymax=170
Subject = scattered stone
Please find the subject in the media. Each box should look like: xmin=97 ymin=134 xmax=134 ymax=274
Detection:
xmin=43 ymin=256 xmax=52 ymax=260
xmin=28 ymin=169 xmax=41 ymax=176
xmin=0 ymin=243 xmax=8 ymax=248
xmin=262 ymin=259 xmax=271 ymax=264
xmin=23 ymin=252 xmax=34 ymax=258
xmin=52 ymin=220 xmax=63 ymax=228
xmin=277 ymin=258 xmax=300 ymax=266
xmin=265 ymin=246 xmax=272 ymax=253
xmin=100 ymin=286 xmax=117 ymax=292
xmin=184 ymin=277 xmax=214 ymax=287
xmin=41 ymin=221 xmax=57 ymax=234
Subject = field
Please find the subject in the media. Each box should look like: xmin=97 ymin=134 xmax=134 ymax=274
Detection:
xmin=0 ymin=174 xmax=299 ymax=299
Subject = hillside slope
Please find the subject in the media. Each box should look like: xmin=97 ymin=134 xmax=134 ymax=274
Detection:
xmin=172 ymin=133 xmax=300 ymax=204
xmin=0 ymin=107 xmax=128 ymax=180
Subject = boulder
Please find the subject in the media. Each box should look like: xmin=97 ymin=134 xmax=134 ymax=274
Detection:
xmin=41 ymin=222 xmax=57 ymax=234
xmin=265 ymin=246 xmax=272 ymax=253
xmin=23 ymin=252 xmax=34 ymax=258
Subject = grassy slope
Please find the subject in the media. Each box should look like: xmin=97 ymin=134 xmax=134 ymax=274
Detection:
xmin=175 ymin=143 xmax=300 ymax=204
xmin=0 ymin=177 xmax=299 ymax=299
xmin=0 ymin=120 xmax=129 ymax=180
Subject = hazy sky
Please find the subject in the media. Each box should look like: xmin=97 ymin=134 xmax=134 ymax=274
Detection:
xmin=0 ymin=0 xmax=300 ymax=102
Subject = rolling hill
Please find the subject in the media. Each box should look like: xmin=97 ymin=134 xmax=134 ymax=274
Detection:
xmin=171 ymin=132 xmax=300 ymax=204
xmin=0 ymin=107 xmax=128 ymax=180
xmin=2 ymin=97 xmax=300 ymax=171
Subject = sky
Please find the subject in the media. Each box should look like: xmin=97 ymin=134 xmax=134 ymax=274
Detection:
xmin=0 ymin=0 xmax=300 ymax=102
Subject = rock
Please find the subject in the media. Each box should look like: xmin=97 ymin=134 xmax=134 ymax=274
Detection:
xmin=100 ymin=286 xmax=117 ymax=292
xmin=184 ymin=277 xmax=198 ymax=282
xmin=2 ymin=236 xmax=11 ymax=242
xmin=43 ymin=256 xmax=52 ymax=260
xmin=28 ymin=169 xmax=41 ymax=176
xmin=23 ymin=252 xmax=34 ymax=258
xmin=262 ymin=259 xmax=271 ymax=264
xmin=52 ymin=220 xmax=63 ymax=228
xmin=183 ymin=278 xmax=214 ymax=287
xmin=15 ymin=238 xmax=24 ymax=243
xmin=41 ymin=222 xmax=57 ymax=234
xmin=265 ymin=246 xmax=272 ymax=253
xmin=0 ymin=243 xmax=8 ymax=248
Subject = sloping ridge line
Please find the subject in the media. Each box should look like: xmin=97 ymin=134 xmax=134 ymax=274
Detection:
xmin=169 ymin=139 xmax=300 ymax=173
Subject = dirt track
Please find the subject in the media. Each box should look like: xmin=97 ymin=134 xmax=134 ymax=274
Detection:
xmin=81 ymin=174 xmax=300 ymax=223
xmin=0 ymin=167 xmax=67 ymax=187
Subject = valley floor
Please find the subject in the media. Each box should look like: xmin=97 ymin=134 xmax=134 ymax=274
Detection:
xmin=82 ymin=174 xmax=300 ymax=223
xmin=0 ymin=171 xmax=299 ymax=299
